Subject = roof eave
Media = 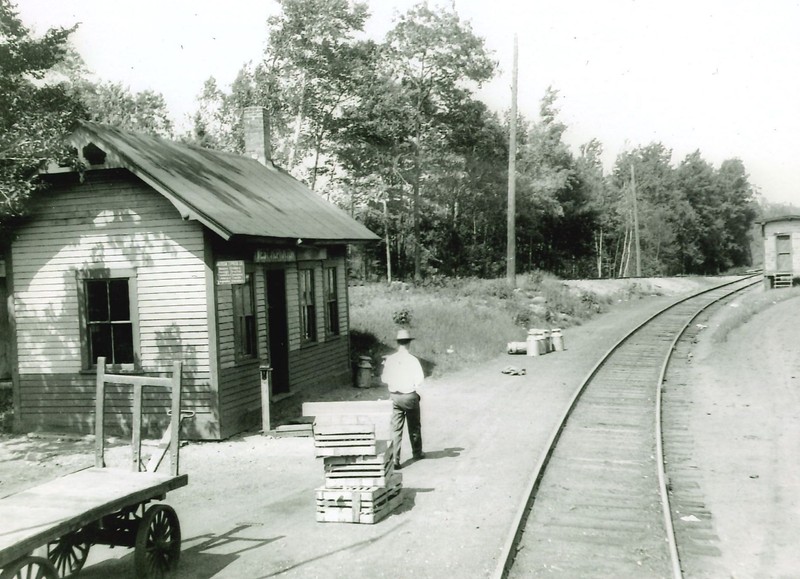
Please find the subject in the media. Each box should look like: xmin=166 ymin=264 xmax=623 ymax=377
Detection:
xmin=233 ymin=234 xmax=379 ymax=246
xmin=70 ymin=124 xmax=236 ymax=241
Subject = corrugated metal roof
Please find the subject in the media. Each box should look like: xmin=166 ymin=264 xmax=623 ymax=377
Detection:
xmin=69 ymin=121 xmax=379 ymax=243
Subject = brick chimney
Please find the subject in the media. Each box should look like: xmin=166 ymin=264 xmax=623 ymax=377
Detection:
xmin=243 ymin=106 xmax=271 ymax=165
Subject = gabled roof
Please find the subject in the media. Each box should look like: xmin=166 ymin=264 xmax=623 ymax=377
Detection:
xmin=68 ymin=121 xmax=379 ymax=244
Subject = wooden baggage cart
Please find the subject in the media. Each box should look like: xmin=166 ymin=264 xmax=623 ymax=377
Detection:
xmin=0 ymin=358 xmax=189 ymax=579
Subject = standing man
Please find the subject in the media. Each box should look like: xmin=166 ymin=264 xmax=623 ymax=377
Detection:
xmin=381 ymin=329 xmax=425 ymax=470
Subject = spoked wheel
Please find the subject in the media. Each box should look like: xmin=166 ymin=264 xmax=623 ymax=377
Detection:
xmin=0 ymin=556 xmax=58 ymax=579
xmin=134 ymin=504 xmax=181 ymax=578
xmin=47 ymin=530 xmax=91 ymax=577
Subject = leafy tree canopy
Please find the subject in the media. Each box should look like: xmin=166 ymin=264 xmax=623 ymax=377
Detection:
xmin=0 ymin=0 xmax=83 ymax=223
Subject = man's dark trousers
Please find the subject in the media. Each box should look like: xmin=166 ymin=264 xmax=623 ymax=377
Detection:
xmin=389 ymin=391 xmax=422 ymax=465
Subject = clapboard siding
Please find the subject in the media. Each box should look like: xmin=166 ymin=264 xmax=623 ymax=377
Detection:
xmin=217 ymin=264 xmax=266 ymax=435
xmin=217 ymin=284 xmax=235 ymax=369
xmin=11 ymin=171 xmax=217 ymax=437
xmin=288 ymin=337 xmax=350 ymax=391
xmin=331 ymin=257 xmax=349 ymax=336
xmin=218 ymin=361 xmax=261 ymax=437
xmin=285 ymin=263 xmax=300 ymax=350
xmin=219 ymin=372 xmax=260 ymax=405
xmin=12 ymin=264 xmax=206 ymax=282
xmin=255 ymin=266 xmax=268 ymax=359
xmin=16 ymin=373 xmax=218 ymax=439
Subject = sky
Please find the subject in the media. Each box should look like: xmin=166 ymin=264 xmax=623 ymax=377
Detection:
xmin=15 ymin=0 xmax=800 ymax=206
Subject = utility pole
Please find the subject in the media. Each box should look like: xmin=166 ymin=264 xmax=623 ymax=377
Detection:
xmin=631 ymin=164 xmax=642 ymax=277
xmin=506 ymin=34 xmax=518 ymax=287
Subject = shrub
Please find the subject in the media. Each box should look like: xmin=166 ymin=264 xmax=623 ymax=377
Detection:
xmin=392 ymin=308 xmax=413 ymax=327
xmin=349 ymin=272 xmax=611 ymax=377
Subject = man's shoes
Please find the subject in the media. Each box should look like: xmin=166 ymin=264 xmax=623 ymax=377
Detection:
xmin=394 ymin=462 xmax=402 ymax=470
xmin=413 ymin=452 xmax=425 ymax=460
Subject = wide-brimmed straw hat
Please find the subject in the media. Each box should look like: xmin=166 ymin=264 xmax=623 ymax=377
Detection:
xmin=396 ymin=328 xmax=414 ymax=341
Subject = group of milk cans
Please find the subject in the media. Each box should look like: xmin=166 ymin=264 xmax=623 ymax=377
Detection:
xmin=508 ymin=328 xmax=564 ymax=356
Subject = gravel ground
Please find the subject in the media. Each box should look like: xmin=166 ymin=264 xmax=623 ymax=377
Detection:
xmin=687 ymin=287 xmax=800 ymax=578
xmin=2 ymin=278 xmax=798 ymax=578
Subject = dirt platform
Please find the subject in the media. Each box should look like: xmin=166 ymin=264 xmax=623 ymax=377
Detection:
xmin=2 ymin=282 xmax=798 ymax=578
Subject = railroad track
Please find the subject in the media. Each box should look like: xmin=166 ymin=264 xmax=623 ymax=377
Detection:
xmin=495 ymin=275 xmax=762 ymax=579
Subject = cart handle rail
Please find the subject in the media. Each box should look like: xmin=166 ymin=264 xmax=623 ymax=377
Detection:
xmin=95 ymin=357 xmax=183 ymax=476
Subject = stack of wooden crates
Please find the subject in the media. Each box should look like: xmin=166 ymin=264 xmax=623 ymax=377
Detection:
xmin=304 ymin=401 xmax=403 ymax=524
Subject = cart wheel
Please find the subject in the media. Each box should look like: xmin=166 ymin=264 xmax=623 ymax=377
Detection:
xmin=134 ymin=504 xmax=181 ymax=578
xmin=0 ymin=556 xmax=58 ymax=579
xmin=47 ymin=530 xmax=91 ymax=577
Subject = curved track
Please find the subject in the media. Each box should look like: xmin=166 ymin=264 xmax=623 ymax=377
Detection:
xmin=495 ymin=275 xmax=761 ymax=579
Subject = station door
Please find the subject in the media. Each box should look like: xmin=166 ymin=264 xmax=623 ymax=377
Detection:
xmin=776 ymin=234 xmax=792 ymax=272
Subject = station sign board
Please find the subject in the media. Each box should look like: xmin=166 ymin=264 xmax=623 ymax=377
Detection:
xmin=254 ymin=247 xmax=327 ymax=262
xmin=216 ymin=260 xmax=246 ymax=285
xmin=255 ymin=248 xmax=295 ymax=263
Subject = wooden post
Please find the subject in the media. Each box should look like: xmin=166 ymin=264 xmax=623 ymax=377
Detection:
xmin=94 ymin=357 xmax=106 ymax=468
xmin=260 ymin=365 xmax=272 ymax=434
xmin=131 ymin=382 xmax=142 ymax=472
xmin=169 ymin=361 xmax=182 ymax=476
xmin=506 ymin=34 xmax=518 ymax=287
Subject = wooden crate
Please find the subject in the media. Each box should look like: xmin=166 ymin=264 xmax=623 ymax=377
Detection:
xmin=303 ymin=400 xmax=393 ymax=440
xmin=315 ymin=474 xmax=403 ymax=524
xmin=313 ymin=422 xmax=377 ymax=457
xmin=323 ymin=440 xmax=394 ymax=488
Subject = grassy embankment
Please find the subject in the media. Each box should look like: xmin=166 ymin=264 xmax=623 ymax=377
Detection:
xmin=348 ymin=271 xmax=637 ymax=378
xmin=712 ymin=285 xmax=800 ymax=343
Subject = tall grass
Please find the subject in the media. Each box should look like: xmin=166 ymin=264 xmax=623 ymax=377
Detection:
xmin=348 ymin=272 xmax=618 ymax=377
xmin=712 ymin=286 xmax=800 ymax=343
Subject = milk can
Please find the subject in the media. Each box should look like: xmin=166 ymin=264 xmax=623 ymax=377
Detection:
xmin=526 ymin=329 xmax=546 ymax=356
xmin=525 ymin=329 xmax=538 ymax=356
xmin=507 ymin=341 xmax=528 ymax=355
xmin=356 ymin=356 xmax=373 ymax=388
xmin=542 ymin=329 xmax=552 ymax=353
xmin=551 ymin=328 xmax=564 ymax=352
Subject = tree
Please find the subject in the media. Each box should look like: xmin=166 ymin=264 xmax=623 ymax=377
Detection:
xmin=80 ymin=81 xmax=173 ymax=137
xmin=516 ymin=87 xmax=600 ymax=276
xmin=189 ymin=70 xmax=265 ymax=155
xmin=0 ymin=0 xmax=82 ymax=226
xmin=262 ymin=0 xmax=370 ymax=185
xmin=611 ymin=144 xmax=696 ymax=276
xmin=675 ymin=150 xmax=726 ymax=272
xmin=576 ymin=139 xmax=616 ymax=277
xmin=716 ymin=158 xmax=757 ymax=268
xmin=383 ymin=2 xmax=496 ymax=280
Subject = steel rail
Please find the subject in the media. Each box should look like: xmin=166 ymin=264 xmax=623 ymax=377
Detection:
xmin=653 ymin=276 xmax=761 ymax=579
xmin=492 ymin=274 xmax=762 ymax=579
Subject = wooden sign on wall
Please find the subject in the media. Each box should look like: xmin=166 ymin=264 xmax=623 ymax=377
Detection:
xmin=216 ymin=260 xmax=245 ymax=285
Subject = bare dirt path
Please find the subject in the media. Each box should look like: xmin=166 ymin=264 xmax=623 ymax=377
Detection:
xmin=688 ymin=288 xmax=800 ymax=578
xmin=3 ymin=279 xmax=798 ymax=578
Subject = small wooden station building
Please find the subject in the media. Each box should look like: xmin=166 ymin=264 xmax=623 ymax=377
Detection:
xmin=4 ymin=108 xmax=378 ymax=439
xmin=761 ymin=215 xmax=800 ymax=289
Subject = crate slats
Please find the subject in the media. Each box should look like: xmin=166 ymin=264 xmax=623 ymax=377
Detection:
xmin=313 ymin=422 xmax=377 ymax=457
xmin=315 ymin=474 xmax=403 ymax=524
xmin=310 ymin=414 xmax=403 ymax=523
xmin=323 ymin=440 xmax=394 ymax=487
